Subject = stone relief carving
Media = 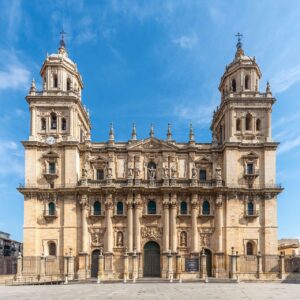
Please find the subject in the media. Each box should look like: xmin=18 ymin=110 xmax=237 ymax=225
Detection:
xmin=141 ymin=227 xmax=162 ymax=241
xmin=89 ymin=228 xmax=105 ymax=247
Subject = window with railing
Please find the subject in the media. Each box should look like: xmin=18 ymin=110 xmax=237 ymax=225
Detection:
xmin=148 ymin=200 xmax=156 ymax=215
xmin=96 ymin=169 xmax=104 ymax=180
xmin=48 ymin=202 xmax=56 ymax=216
xmin=93 ymin=201 xmax=101 ymax=216
xmin=49 ymin=162 xmax=56 ymax=174
xmin=199 ymin=169 xmax=207 ymax=182
xmin=247 ymin=202 xmax=254 ymax=216
xmin=116 ymin=202 xmax=123 ymax=215
xmin=202 ymin=201 xmax=210 ymax=215
xmin=246 ymin=163 xmax=254 ymax=175
xmin=180 ymin=201 xmax=187 ymax=215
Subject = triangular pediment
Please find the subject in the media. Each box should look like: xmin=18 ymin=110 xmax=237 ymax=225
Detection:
xmin=127 ymin=137 xmax=178 ymax=151
xmin=90 ymin=155 xmax=108 ymax=163
xmin=242 ymin=151 xmax=259 ymax=159
xmin=195 ymin=156 xmax=212 ymax=164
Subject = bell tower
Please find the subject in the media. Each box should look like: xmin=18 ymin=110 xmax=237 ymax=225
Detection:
xmin=26 ymin=32 xmax=91 ymax=143
xmin=211 ymin=33 xmax=274 ymax=145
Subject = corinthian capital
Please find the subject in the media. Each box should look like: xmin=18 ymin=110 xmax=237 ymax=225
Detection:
xmin=79 ymin=194 xmax=89 ymax=209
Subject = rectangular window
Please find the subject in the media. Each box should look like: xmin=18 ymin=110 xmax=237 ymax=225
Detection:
xmin=49 ymin=162 xmax=56 ymax=174
xmin=199 ymin=169 xmax=207 ymax=181
xmin=247 ymin=163 xmax=254 ymax=175
xmin=96 ymin=169 xmax=104 ymax=180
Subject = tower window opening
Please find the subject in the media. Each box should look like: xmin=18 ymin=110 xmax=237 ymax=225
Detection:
xmin=180 ymin=201 xmax=187 ymax=215
xmin=53 ymin=74 xmax=58 ymax=88
xmin=61 ymin=118 xmax=67 ymax=131
xmin=247 ymin=202 xmax=254 ymax=216
xmin=41 ymin=118 xmax=46 ymax=130
xmin=202 ymin=201 xmax=210 ymax=215
xmin=50 ymin=113 xmax=57 ymax=130
xmin=256 ymin=119 xmax=261 ymax=131
xmin=232 ymin=79 xmax=237 ymax=92
xmin=66 ymin=78 xmax=71 ymax=91
xmin=236 ymin=118 xmax=241 ymax=131
xmin=245 ymin=75 xmax=250 ymax=90
xmin=48 ymin=242 xmax=56 ymax=256
xmin=148 ymin=200 xmax=156 ymax=215
xmin=245 ymin=113 xmax=252 ymax=131
xmin=246 ymin=241 xmax=254 ymax=255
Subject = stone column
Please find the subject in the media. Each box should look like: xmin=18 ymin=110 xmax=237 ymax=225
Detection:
xmin=97 ymin=250 xmax=104 ymax=284
xmin=215 ymin=194 xmax=223 ymax=253
xmin=200 ymin=250 xmax=207 ymax=279
xmin=123 ymin=250 xmax=128 ymax=283
xmin=279 ymin=252 xmax=285 ymax=279
xmin=134 ymin=194 xmax=142 ymax=253
xmin=31 ymin=106 xmax=36 ymax=137
xmin=105 ymin=194 xmax=114 ymax=253
xmin=170 ymin=193 xmax=177 ymax=253
xmin=229 ymin=248 xmax=238 ymax=280
xmin=163 ymin=194 xmax=170 ymax=252
xmin=16 ymin=253 xmax=23 ymax=280
xmin=167 ymin=250 xmax=173 ymax=282
xmin=126 ymin=194 xmax=133 ymax=252
xmin=257 ymin=252 xmax=262 ymax=279
xmin=68 ymin=256 xmax=75 ymax=280
xmin=80 ymin=195 xmax=89 ymax=253
xmin=176 ymin=254 xmax=182 ymax=282
xmin=191 ymin=194 xmax=199 ymax=253
xmin=132 ymin=249 xmax=137 ymax=283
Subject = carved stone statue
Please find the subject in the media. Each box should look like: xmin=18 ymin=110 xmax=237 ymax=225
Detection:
xmin=191 ymin=167 xmax=197 ymax=179
xmin=117 ymin=231 xmax=123 ymax=247
xmin=180 ymin=231 xmax=187 ymax=246
xmin=216 ymin=166 xmax=222 ymax=181
xmin=171 ymin=165 xmax=176 ymax=178
xmin=134 ymin=168 xmax=140 ymax=178
xmin=162 ymin=166 xmax=169 ymax=179
xmin=128 ymin=168 xmax=134 ymax=178
xmin=106 ymin=167 xmax=112 ymax=179
xmin=148 ymin=166 xmax=156 ymax=180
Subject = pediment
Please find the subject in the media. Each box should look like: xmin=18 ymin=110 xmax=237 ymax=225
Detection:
xmin=242 ymin=151 xmax=259 ymax=160
xmin=127 ymin=137 xmax=178 ymax=151
xmin=89 ymin=155 xmax=108 ymax=164
xmin=42 ymin=150 xmax=59 ymax=159
xmin=195 ymin=156 xmax=212 ymax=164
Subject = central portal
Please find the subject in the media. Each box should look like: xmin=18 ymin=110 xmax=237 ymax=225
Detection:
xmin=143 ymin=241 xmax=160 ymax=277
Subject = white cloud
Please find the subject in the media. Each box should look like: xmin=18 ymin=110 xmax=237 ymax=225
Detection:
xmin=173 ymin=34 xmax=198 ymax=49
xmin=173 ymin=102 xmax=215 ymax=125
xmin=271 ymin=65 xmax=300 ymax=93
xmin=0 ymin=140 xmax=23 ymax=177
xmin=0 ymin=50 xmax=31 ymax=91
xmin=278 ymin=135 xmax=300 ymax=155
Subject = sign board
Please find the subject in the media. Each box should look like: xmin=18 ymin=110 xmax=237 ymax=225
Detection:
xmin=185 ymin=258 xmax=199 ymax=272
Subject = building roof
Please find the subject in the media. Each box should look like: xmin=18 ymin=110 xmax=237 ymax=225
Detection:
xmin=278 ymin=239 xmax=299 ymax=248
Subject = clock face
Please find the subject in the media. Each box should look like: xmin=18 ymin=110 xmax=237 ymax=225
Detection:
xmin=46 ymin=136 xmax=56 ymax=145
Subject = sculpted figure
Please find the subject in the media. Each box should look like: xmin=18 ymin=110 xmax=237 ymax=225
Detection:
xmin=163 ymin=166 xmax=169 ymax=179
xmin=117 ymin=232 xmax=123 ymax=246
xmin=192 ymin=167 xmax=197 ymax=179
xmin=171 ymin=165 xmax=176 ymax=178
xmin=148 ymin=166 xmax=156 ymax=180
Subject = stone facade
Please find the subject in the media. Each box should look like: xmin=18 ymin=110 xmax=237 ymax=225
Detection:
xmin=19 ymin=37 xmax=283 ymax=281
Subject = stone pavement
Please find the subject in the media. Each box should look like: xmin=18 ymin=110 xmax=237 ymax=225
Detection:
xmin=0 ymin=282 xmax=300 ymax=300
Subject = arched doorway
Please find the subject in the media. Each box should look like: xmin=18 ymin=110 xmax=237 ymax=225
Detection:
xmin=91 ymin=249 xmax=100 ymax=278
xmin=204 ymin=249 xmax=212 ymax=277
xmin=143 ymin=241 xmax=160 ymax=277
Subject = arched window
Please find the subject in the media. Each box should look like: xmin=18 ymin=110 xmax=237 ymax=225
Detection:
xmin=147 ymin=161 xmax=157 ymax=180
xmin=48 ymin=202 xmax=55 ymax=216
xmin=66 ymin=78 xmax=71 ymax=91
xmin=245 ymin=75 xmax=250 ymax=90
xmin=247 ymin=202 xmax=254 ymax=215
xmin=202 ymin=201 xmax=210 ymax=215
xmin=50 ymin=113 xmax=57 ymax=130
xmin=236 ymin=118 xmax=241 ymax=131
xmin=232 ymin=79 xmax=236 ymax=92
xmin=245 ymin=113 xmax=252 ymax=131
xmin=93 ymin=201 xmax=101 ymax=216
xmin=48 ymin=242 xmax=56 ymax=256
xmin=246 ymin=241 xmax=254 ymax=255
xmin=180 ymin=201 xmax=187 ymax=215
xmin=256 ymin=119 xmax=261 ymax=131
xmin=148 ymin=200 xmax=156 ymax=215
xmin=41 ymin=118 xmax=46 ymax=130
xmin=53 ymin=74 xmax=58 ymax=88
xmin=117 ymin=202 xmax=123 ymax=215
xmin=61 ymin=118 xmax=66 ymax=131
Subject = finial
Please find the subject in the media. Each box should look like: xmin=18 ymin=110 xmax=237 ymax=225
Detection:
xmin=167 ymin=123 xmax=172 ymax=141
xmin=58 ymin=29 xmax=68 ymax=56
xmin=109 ymin=123 xmax=115 ymax=142
xmin=266 ymin=81 xmax=271 ymax=93
xmin=189 ymin=123 xmax=195 ymax=143
xmin=30 ymin=78 xmax=36 ymax=93
xmin=149 ymin=123 xmax=154 ymax=138
xmin=131 ymin=123 xmax=137 ymax=141
xmin=235 ymin=32 xmax=244 ymax=58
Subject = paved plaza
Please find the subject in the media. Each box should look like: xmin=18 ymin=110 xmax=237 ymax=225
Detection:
xmin=0 ymin=282 xmax=300 ymax=300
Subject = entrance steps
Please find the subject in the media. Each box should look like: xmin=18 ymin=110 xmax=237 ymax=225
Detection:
xmin=136 ymin=277 xmax=180 ymax=284
xmin=207 ymin=277 xmax=238 ymax=283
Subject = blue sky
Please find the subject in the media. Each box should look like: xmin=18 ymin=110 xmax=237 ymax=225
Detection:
xmin=0 ymin=0 xmax=300 ymax=242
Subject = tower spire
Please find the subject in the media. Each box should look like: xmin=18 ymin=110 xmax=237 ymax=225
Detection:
xmin=149 ymin=123 xmax=154 ymax=138
xmin=131 ymin=123 xmax=137 ymax=141
xmin=58 ymin=29 xmax=68 ymax=56
xmin=167 ymin=123 xmax=172 ymax=141
xmin=235 ymin=32 xmax=244 ymax=58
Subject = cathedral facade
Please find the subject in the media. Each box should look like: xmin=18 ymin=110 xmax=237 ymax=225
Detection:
xmin=19 ymin=37 xmax=283 ymax=281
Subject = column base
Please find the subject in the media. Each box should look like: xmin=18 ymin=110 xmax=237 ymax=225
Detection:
xmin=161 ymin=253 xmax=169 ymax=278
xmin=104 ymin=252 xmax=114 ymax=279
xmin=214 ymin=252 xmax=226 ymax=278
xmin=77 ymin=252 xmax=89 ymax=280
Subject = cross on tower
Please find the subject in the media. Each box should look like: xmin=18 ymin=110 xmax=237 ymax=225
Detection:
xmin=59 ymin=29 xmax=66 ymax=48
xmin=235 ymin=32 xmax=243 ymax=49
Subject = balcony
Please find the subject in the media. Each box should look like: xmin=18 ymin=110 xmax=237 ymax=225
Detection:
xmin=43 ymin=170 xmax=58 ymax=181
xmin=43 ymin=210 xmax=57 ymax=219
xmin=199 ymin=211 xmax=214 ymax=218
xmin=89 ymin=210 xmax=105 ymax=218
xmin=245 ymin=210 xmax=259 ymax=219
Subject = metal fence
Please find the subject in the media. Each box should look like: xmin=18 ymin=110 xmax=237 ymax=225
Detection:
xmin=0 ymin=256 xmax=17 ymax=275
